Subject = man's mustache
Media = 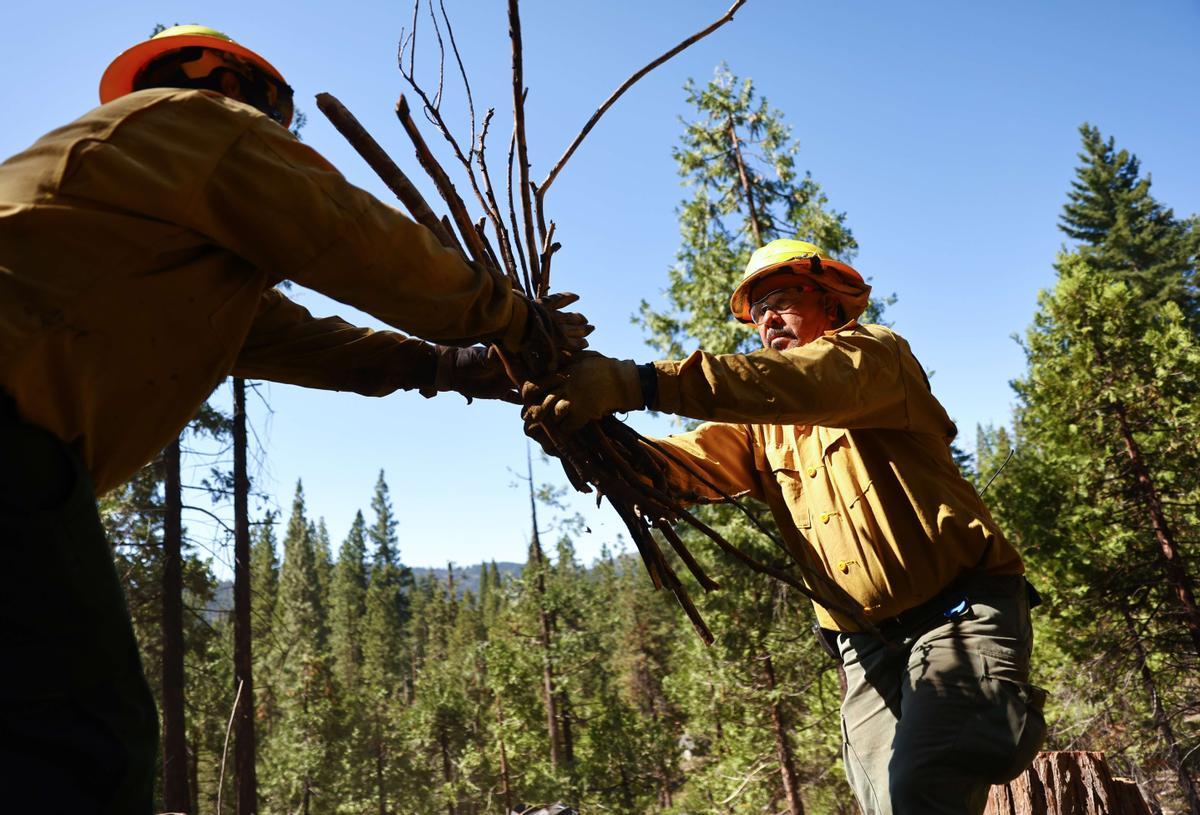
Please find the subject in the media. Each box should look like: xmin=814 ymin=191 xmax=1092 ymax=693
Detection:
xmin=766 ymin=328 xmax=795 ymax=343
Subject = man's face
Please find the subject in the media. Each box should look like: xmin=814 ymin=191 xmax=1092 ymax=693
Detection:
xmin=749 ymin=281 xmax=835 ymax=351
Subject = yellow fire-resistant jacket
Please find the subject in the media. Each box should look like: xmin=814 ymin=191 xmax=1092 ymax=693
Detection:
xmin=648 ymin=321 xmax=1023 ymax=632
xmin=0 ymin=88 xmax=528 ymax=495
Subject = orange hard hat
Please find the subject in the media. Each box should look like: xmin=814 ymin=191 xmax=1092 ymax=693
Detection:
xmin=730 ymin=239 xmax=870 ymax=323
xmin=99 ymin=24 xmax=287 ymax=106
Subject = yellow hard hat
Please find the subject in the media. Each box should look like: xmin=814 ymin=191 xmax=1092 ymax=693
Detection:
xmin=99 ymin=25 xmax=289 ymax=120
xmin=730 ymin=239 xmax=871 ymax=323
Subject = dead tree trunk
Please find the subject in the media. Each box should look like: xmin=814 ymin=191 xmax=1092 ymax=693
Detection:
xmin=762 ymin=651 xmax=804 ymax=815
xmin=986 ymin=752 xmax=1154 ymax=815
xmin=232 ymin=378 xmax=258 ymax=815
xmin=162 ymin=436 xmax=191 ymax=812
xmin=1112 ymin=402 xmax=1200 ymax=656
xmin=1121 ymin=606 xmax=1200 ymax=814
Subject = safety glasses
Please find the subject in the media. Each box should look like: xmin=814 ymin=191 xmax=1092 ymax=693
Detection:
xmin=748 ymin=283 xmax=821 ymax=324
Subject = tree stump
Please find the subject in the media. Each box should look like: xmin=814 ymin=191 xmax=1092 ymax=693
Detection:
xmin=985 ymin=751 xmax=1153 ymax=815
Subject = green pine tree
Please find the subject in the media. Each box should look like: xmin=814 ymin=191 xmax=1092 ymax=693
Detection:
xmin=1060 ymin=124 xmax=1199 ymax=324
xmin=263 ymin=482 xmax=335 ymax=814
xmin=329 ymin=511 xmax=368 ymax=693
xmin=976 ymin=127 xmax=1200 ymax=812
xmin=1006 ymin=252 xmax=1200 ymax=811
xmin=359 ymin=472 xmax=412 ymax=815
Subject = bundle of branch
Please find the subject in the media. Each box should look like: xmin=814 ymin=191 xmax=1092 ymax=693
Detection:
xmin=317 ymin=0 xmax=880 ymax=643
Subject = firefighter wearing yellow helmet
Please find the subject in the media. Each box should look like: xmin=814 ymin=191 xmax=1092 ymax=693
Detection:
xmin=522 ymin=238 xmax=1045 ymax=814
xmin=0 ymin=25 xmax=589 ymax=813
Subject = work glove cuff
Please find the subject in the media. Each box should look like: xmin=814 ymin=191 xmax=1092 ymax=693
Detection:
xmin=419 ymin=345 xmax=456 ymax=398
xmin=613 ymin=359 xmax=646 ymax=413
xmin=636 ymin=363 xmax=659 ymax=410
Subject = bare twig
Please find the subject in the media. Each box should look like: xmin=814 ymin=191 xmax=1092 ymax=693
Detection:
xmin=537 ymin=0 xmax=748 ymax=205
xmin=439 ymin=0 xmax=476 ymax=157
xmin=426 ymin=0 xmax=447 ymax=110
xmin=399 ymin=44 xmax=519 ymax=282
xmin=538 ymin=221 xmax=558 ymax=297
xmin=407 ymin=0 xmax=419 ymax=76
xmin=315 ymin=93 xmax=455 ymax=248
xmin=477 ymin=108 xmax=520 ymax=284
xmin=507 ymin=126 xmax=532 ymax=293
xmin=216 ymin=678 xmax=245 ymax=815
xmin=396 ymin=95 xmax=489 ymax=265
xmin=508 ymin=0 xmax=541 ymax=288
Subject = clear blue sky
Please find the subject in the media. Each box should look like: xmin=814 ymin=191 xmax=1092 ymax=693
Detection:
xmin=5 ymin=0 xmax=1198 ymax=571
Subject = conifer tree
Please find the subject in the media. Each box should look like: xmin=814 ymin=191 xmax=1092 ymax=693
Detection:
xmin=311 ymin=518 xmax=333 ymax=615
xmin=1009 ymin=253 xmax=1200 ymax=812
xmin=265 ymin=482 xmax=335 ymax=814
xmin=250 ymin=511 xmax=280 ymax=647
xmin=980 ymin=126 xmax=1200 ymax=812
xmin=360 ymin=472 xmax=412 ymax=815
xmin=249 ymin=510 xmax=282 ymax=754
xmin=329 ymin=511 xmax=368 ymax=693
xmin=1060 ymin=124 xmax=1198 ymax=325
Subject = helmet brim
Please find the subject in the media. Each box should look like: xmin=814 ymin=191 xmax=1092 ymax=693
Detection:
xmin=99 ymin=34 xmax=287 ymax=106
xmin=730 ymin=256 xmax=871 ymax=323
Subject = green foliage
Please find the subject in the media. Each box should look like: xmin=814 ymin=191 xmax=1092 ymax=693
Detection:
xmin=261 ymin=482 xmax=337 ymax=813
xmin=1061 ymin=124 xmax=1199 ymax=325
xmin=978 ymin=124 xmax=1200 ymax=811
xmin=328 ymin=511 xmax=367 ymax=692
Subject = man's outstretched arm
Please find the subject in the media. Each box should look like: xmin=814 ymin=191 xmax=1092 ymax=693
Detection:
xmin=233 ymin=288 xmax=515 ymax=401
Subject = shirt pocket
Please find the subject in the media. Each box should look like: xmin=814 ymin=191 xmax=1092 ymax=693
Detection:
xmin=763 ymin=442 xmax=811 ymax=529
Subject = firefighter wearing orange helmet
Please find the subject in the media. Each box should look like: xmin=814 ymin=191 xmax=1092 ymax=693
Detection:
xmin=0 ymin=25 xmax=588 ymax=813
xmin=524 ymin=239 xmax=1046 ymax=815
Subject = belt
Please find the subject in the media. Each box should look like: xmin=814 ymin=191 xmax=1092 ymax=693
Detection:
xmin=874 ymin=578 xmax=973 ymax=634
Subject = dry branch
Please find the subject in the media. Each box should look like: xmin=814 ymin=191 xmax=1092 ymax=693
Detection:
xmin=507 ymin=0 xmax=541 ymax=287
xmin=399 ymin=5 xmax=522 ymax=281
xmin=506 ymin=125 xmax=532 ymax=293
xmin=477 ymin=108 xmax=520 ymax=285
xmin=396 ymin=95 xmax=489 ymax=264
xmin=315 ymin=93 xmax=455 ymax=248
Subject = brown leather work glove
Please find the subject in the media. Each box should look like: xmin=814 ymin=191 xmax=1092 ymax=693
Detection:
xmin=420 ymin=345 xmax=518 ymax=404
xmin=518 ymin=292 xmax=594 ymax=373
xmin=521 ymin=351 xmax=645 ymax=431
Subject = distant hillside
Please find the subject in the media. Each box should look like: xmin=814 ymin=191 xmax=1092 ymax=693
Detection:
xmin=411 ymin=561 xmax=524 ymax=596
xmin=208 ymin=561 xmax=524 ymax=621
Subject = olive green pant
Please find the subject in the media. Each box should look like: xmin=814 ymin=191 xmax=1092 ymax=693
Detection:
xmin=0 ymin=409 xmax=158 ymax=814
xmin=838 ymin=574 xmax=1046 ymax=815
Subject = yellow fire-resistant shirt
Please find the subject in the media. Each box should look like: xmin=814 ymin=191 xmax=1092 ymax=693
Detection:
xmin=649 ymin=321 xmax=1023 ymax=632
xmin=0 ymin=88 xmax=528 ymax=495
